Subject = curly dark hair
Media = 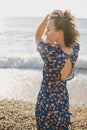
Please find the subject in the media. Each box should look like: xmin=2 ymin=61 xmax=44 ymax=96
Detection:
xmin=49 ymin=10 xmax=80 ymax=47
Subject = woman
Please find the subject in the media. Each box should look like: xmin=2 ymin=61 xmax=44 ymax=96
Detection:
xmin=35 ymin=10 xmax=80 ymax=130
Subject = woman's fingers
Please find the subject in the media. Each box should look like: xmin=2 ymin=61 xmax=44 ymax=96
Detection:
xmin=49 ymin=10 xmax=64 ymax=18
xmin=53 ymin=10 xmax=64 ymax=17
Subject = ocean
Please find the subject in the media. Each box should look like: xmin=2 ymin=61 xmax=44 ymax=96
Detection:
xmin=0 ymin=17 xmax=87 ymax=105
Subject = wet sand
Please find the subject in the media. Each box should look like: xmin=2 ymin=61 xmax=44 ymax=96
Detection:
xmin=0 ymin=99 xmax=87 ymax=130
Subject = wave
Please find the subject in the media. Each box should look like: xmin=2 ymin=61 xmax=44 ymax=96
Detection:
xmin=75 ymin=59 xmax=87 ymax=70
xmin=0 ymin=57 xmax=43 ymax=69
xmin=0 ymin=57 xmax=87 ymax=70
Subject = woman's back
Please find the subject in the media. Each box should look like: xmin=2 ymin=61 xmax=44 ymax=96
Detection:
xmin=38 ymin=41 xmax=79 ymax=83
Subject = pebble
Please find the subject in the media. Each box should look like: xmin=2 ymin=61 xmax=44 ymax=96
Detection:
xmin=0 ymin=99 xmax=87 ymax=130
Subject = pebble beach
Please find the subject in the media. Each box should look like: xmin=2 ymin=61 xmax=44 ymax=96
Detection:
xmin=0 ymin=99 xmax=87 ymax=130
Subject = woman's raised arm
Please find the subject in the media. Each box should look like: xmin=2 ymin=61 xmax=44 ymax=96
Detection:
xmin=35 ymin=14 xmax=49 ymax=45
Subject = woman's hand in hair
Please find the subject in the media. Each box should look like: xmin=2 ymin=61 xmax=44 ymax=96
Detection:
xmin=48 ymin=10 xmax=64 ymax=19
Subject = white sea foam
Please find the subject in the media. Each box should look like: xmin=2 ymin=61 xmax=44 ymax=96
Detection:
xmin=0 ymin=56 xmax=87 ymax=70
xmin=1 ymin=55 xmax=86 ymax=70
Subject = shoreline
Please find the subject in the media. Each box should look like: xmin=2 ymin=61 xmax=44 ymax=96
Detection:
xmin=0 ymin=68 xmax=87 ymax=106
xmin=0 ymin=99 xmax=87 ymax=130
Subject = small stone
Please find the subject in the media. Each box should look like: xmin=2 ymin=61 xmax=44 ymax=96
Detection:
xmin=0 ymin=99 xmax=87 ymax=129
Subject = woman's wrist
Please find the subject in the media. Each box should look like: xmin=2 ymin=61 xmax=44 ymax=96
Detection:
xmin=44 ymin=14 xmax=49 ymax=25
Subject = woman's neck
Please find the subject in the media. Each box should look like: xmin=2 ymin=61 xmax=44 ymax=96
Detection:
xmin=56 ymin=38 xmax=65 ymax=48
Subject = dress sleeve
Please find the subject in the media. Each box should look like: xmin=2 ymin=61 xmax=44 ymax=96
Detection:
xmin=74 ymin=43 xmax=80 ymax=53
xmin=71 ymin=43 xmax=80 ymax=66
xmin=37 ymin=41 xmax=53 ymax=63
xmin=65 ymin=43 xmax=80 ymax=81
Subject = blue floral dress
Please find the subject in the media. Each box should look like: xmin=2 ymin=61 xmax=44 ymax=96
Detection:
xmin=35 ymin=41 xmax=79 ymax=130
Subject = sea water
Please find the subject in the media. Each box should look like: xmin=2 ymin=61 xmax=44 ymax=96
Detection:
xmin=0 ymin=17 xmax=87 ymax=105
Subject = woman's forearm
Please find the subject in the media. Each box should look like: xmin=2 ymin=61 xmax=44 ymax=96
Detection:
xmin=35 ymin=14 xmax=49 ymax=44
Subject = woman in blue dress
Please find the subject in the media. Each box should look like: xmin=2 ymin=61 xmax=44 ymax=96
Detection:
xmin=35 ymin=10 xmax=80 ymax=130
